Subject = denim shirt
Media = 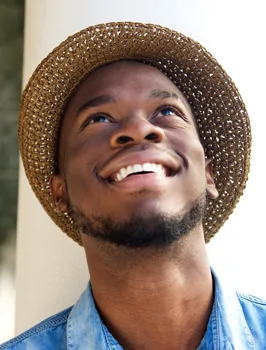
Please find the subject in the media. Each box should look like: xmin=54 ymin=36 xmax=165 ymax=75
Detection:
xmin=1 ymin=269 xmax=266 ymax=350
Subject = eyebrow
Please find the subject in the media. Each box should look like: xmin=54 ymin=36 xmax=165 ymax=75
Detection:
xmin=77 ymin=95 xmax=116 ymax=115
xmin=149 ymin=89 xmax=180 ymax=100
xmin=76 ymin=89 xmax=180 ymax=116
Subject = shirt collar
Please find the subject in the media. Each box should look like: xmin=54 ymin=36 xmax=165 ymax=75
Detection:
xmin=67 ymin=268 xmax=256 ymax=350
xmin=199 ymin=268 xmax=255 ymax=349
xmin=66 ymin=283 xmax=123 ymax=350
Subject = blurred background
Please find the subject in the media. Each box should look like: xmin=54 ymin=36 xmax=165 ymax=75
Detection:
xmin=0 ymin=0 xmax=24 ymax=342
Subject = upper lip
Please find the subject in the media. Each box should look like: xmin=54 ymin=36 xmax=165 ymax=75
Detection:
xmin=98 ymin=148 xmax=182 ymax=182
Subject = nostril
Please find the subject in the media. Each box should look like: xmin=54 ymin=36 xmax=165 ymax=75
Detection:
xmin=117 ymin=135 xmax=133 ymax=144
xmin=145 ymin=133 xmax=159 ymax=141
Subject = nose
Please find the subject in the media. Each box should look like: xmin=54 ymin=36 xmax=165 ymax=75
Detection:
xmin=109 ymin=116 xmax=165 ymax=148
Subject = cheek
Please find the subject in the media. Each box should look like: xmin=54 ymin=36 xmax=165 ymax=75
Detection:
xmin=63 ymin=133 xmax=108 ymax=202
xmin=186 ymin=137 xmax=206 ymax=183
xmin=189 ymin=138 xmax=206 ymax=169
xmin=167 ymin=129 xmax=205 ymax=164
xmin=167 ymin=130 xmax=206 ymax=185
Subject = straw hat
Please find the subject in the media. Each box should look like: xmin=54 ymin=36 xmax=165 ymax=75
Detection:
xmin=19 ymin=22 xmax=251 ymax=245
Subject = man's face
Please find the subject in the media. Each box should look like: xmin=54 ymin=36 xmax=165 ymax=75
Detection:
xmin=51 ymin=61 xmax=217 ymax=247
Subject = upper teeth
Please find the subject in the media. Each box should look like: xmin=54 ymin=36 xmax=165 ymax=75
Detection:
xmin=115 ymin=163 xmax=166 ymax=182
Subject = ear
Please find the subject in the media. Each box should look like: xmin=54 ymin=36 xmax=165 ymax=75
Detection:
xmin=205 ymin=159 xmax=219 ymax=200
xmin=50 ymin=175 xmax=68 ymax=213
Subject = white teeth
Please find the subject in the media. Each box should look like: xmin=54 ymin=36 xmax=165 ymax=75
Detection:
xmin=133 ymin=164 xmax=142 ymax=173
xmin=117 ymin=173 xmax=123 ymax=182
xmin=142 ymin=163 xmax=153 ymax=172
xmin=128 ymin=165 xmax=134 ymax=174
xmin=158 ymin=164 xmax=166 ymax=176
xmin=151 ymin=163 xmax=157 ymax=172
xmin=114 ymin=162 xmax=167 ymax=182
xmin=121 ymin=168 xmax=127 ymax=178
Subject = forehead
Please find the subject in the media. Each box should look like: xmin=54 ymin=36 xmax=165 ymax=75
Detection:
xmin=66 ymin=61 xmax=193 ymax=111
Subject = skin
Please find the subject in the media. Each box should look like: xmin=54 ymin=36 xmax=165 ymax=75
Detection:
xmin=50 ymin=61 xmax=218 ymax=350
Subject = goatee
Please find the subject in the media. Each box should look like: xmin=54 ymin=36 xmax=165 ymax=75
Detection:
xmin=70 ymin=193 xmax=206 ymax=249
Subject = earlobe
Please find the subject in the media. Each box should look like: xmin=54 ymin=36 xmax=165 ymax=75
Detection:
xmin=50 ymin=175 xmax=68 ymax=213
xmin=205 ymin=159 xmax=219 ymax=200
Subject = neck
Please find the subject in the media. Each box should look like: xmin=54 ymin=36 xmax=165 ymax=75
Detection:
xmin=83 ymin=231 xmax=213 ymax=350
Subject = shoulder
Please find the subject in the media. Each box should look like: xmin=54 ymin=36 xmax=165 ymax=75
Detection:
xmin=0 ymin=306 xmax=73 ymax=350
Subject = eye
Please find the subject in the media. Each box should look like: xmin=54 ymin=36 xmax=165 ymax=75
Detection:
xmin=79 ymin=114 xmax=111 ymax=131
xmin=89 ymin=115 xmax=110 ymax=124
xmin=157 ymin=107 xmax=181 ymax=117
xmin=155 ymin=106 xmax=188 ymax=122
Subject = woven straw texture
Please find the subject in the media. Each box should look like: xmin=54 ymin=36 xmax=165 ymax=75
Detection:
xmin=19 ymin=22 xmax=251 ymax=245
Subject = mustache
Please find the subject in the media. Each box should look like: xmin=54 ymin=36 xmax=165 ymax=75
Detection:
xmin=96 ymin=143 xmax=182 ymax=175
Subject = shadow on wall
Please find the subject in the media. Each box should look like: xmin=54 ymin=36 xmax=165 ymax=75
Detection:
xmin=0 ymin=0 xmax=25 ymax=343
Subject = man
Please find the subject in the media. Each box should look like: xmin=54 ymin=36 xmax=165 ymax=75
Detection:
xmin=1 ymin=22 xmax=265 ymax=349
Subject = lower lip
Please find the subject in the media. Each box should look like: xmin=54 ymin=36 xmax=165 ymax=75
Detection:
xmin=108 ymin=173 xmax=173 ymax=192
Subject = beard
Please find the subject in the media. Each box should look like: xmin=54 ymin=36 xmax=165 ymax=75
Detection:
xmin=69 ymin=193 xmax=206 ymax=249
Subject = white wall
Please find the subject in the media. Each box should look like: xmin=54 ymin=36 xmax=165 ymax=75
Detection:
xmin=15 ymin=0 xmax=266 ymax=336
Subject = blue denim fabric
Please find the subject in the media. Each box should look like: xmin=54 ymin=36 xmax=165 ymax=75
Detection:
xmin=1 ymin=269 xmax=266 ymax=349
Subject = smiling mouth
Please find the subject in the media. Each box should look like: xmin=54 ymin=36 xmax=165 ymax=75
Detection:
xmin=106 ymin=162 xmax=173 ymax=183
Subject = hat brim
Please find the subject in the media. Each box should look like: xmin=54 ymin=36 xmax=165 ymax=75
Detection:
xmin=19 ymin=22 xmax=251 ymax=245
